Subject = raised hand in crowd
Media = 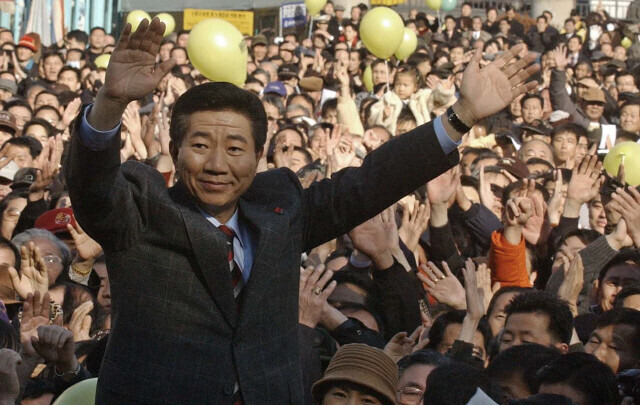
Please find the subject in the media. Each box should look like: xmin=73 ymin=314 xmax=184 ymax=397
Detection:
xmin=67 ymin=301 xmax=93 ymax=342
xmin=418 ymin=261 xmax=466 ymax=310
xmin=457 ymin=259 xmax=485 ymax=345
xmin=19 ymin=291 xmax=58 ymax=358
xmin=8 ymin=242 xmax=49 ymax=300
xmin=383 ymin=325 xmax=428 ymax=363
xmin=298 ymin=265 xmax=336 ymax=329
xmin=564 ymin=150 xmax=603 ymax=219
xmin=557 ymin=254 xmax=584 ymax=317
xmin=611 ymin=187 xmax=640 ymax=248
xmin=427 ymin=166 xmax=459 ymax=227
xmin=90 ymin=17 xmax=176 ymax=131
xmin=67 ymin=222 xmax=103 ymax=262
xmin=31 ymin=325 xmax=80 ymax=379
xmin=398 ymin=199 xmax=430 ymax=253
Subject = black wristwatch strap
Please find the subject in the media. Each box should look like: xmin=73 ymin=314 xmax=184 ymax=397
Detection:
xmin=446 ymin=106 xmax=472 ymax=133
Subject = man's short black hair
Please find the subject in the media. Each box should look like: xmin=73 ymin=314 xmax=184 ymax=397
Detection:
xmin=615 ymin=284 xmax=640 ymax=308
xmin=423 ymin=363 xmax=501 ymax=405
xmin=25 ymin=117 xmax=56 ymax=140
xmin=397 ymin=349 xmax=449 ymax=376
xmin=34 ymin=106 xmax=61 ymax=121
xmin=444 ymin=15 xmax=455 ymax=22
xmin=287 ymin=92 xmax=316 ymax=113
xmin=67 ymin=29 xmax=89 ymax=46
xmin=58 ymin=66 xmax=81 ymax=82
xmin=90 ymin=27 xmax=106 ymax=35
xmin=426 ymin=310 xmax=492 ymax=355
xmin=41 ymin=51 xmax=64 ymax=65
xmin=170 ymin=82 xmax=267 ymax=152
xmin=551 ymin=122 xmax=586 ymax=142
xmin=4 ymin=98 xmax=32 ymax=114
xmin=504 ymin=291 xmax=573 ymax=344
xmin=0 ymin=233 xmax=20 ymax=271
xmin=486 ymin=344 xmax=561 ymax=395
xmin=2 ymin=136 xmax=42 ymax=158
xmin=521 ymin=93 xmax=543 ymax=109
xmin=595 ymin=307 xmax=640 ymax=359
xmin=569 ymin=34 xmax=583 ymax=44
xmin=536 ymin=352 xmax=619 ymax=405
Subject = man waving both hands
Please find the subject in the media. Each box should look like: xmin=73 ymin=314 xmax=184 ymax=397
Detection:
xmin=65 ymin=17 xmax=539 ymax=405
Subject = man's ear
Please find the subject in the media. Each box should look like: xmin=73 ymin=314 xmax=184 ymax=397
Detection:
xmin=555 ymin=342 xmax=570 ymax=355
xmin=255 ymin=148 xmax=264 ymax=163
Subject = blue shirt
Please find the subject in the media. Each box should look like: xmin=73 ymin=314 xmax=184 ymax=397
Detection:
xmin=78 ymin=104 xmax=461 ymax=281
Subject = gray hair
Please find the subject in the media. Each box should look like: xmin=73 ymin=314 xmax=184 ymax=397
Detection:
xmin=12 ymin=228 xmax=72 ymax=270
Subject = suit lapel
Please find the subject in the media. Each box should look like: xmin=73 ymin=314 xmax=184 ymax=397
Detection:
xmin=170 ymin=183 xmax=238 ymax=329
xmin=237 ymin=199 xmax=288 ymax=323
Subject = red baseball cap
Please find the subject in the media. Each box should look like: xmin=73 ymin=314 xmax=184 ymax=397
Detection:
xmin=17 ymin=35 xmax=37 ymax=52
xmin=35 ymin=208 xmax=77 ymax=234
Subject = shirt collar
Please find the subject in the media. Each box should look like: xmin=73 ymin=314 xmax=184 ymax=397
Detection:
xmin=200 ymin=208 xmax=244 ymax=248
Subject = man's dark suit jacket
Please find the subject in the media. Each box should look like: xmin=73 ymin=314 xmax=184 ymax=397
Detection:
xmin=65 ymin=116 xmax=458 ymax=405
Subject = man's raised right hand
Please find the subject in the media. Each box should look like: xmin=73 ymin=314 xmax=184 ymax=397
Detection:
xmin=90 ymin=18 xmax=175 ymax=131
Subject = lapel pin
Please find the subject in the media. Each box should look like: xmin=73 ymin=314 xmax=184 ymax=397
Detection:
xmin=274 ymin=207 xmax=283 ymax=214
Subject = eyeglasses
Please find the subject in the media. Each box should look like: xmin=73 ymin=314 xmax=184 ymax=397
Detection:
xmin=42 ymin=255 xmax=62 ymax=266
xmin=397 ymin=386 xmax=424 ymax=405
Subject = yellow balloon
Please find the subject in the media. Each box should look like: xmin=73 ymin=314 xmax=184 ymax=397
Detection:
xmin=359 ymin=7 xmax=404 ymax=59
xmin=425 ymin=0 xmax=442 ymax=10
xmin=94 ymin=54 xmax=110 ymax=69
xmin=394 ymin=28 xmax=418 ymax=60
xmin=155 ymin=13 xmax=175 ymax=37
xmin=603 ymin=142 xmax=640 ymax=186
xmin=621 ymin=37 xmax=632 ymax=49
xmin=305 ymin=0 xmax=327 ymax=16
xmin=126 ymin=10 xmax=151 ymax=32
xmin=187 ymin=19 xmax=248 ymax=86
xmin=53 ymin=378 xmax=97 ymax=405
xmin=363 ymin=65 xmax=374 ymax=92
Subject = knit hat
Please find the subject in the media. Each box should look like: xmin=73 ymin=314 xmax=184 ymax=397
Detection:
xmin=312 ymin=343 xmax=398 ymax=405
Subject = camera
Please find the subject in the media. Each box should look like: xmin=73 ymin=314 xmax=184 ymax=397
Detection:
xmin=618 ymin=369 xmax=640 ymax=403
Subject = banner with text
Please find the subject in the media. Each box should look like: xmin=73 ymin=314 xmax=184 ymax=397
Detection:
xmin=280 ymin=2 xmax=306 ymax=30
xmin=183 ymin=9 xmax=254 ymax=35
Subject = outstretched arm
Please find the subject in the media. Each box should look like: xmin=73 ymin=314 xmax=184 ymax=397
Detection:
xmin=65 ymin=18 xmax=175 ymax=250
xmin=303 ymin=44 xmax=539 ymax=249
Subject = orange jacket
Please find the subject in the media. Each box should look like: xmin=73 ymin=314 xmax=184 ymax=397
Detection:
xmin=488 ymin=230 xmax=532 ymax=288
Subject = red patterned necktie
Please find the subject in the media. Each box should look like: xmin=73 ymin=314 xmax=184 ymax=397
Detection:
xmin=218 ymin=225 xmax=244 ymax=299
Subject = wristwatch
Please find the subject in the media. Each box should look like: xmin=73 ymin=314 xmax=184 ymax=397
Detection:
xmin=55 ymin=362 xmax=82 ymax=380
xmin=446 ymin=106 xmax=472 ymax=134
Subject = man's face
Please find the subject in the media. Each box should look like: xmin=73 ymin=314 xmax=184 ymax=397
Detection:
xmin=598 ymin=263 xmax=640 ymax=311
xmin=396 ymin=364 xmax=436 ymax=405
xmin=621 ymin=105 xmax=640 ymax=134
xmin=522 ymin=98 xmax=543 ymax=124
xmin=170 ymin=48 xmax=188 ymax=65
xmin=35 ymin=93 xmax=60 ymax=110
xmin=445 ymin=18 xmax=456 ymax=31
xmin=90 ymin=29 xmax=106 ymax=50
xmin=487 ymin=9 xmax=497 ymax=22
xmin=614 ymin=46 xmax=627 ymax=61
xmin=372 ymin=63 xmax=387 ymax=85
xmin=500 ymin=312 xmax=563 ymax=352
xmin=58 ymin=70 xmax=80 ymax=92
xmin=586 ymin=324 xmax=639 ymax=373
xmin=172 ymin=110 xmax=261 ymax=221
xmin=551 ymin=236 xmax=585 ymax=273
xmin=177 ymin=33 xmax=189 ymax=48
xmin=588 ymin=197 xmax=607 ymax=233
xmin=43 ymin=56 xmax=64 ymax=82
xmin=253 ymin=44 xmax=267 ymax=61
xmin=568 ymin=37 xmax=581 ymax=52
xmin=275 ymin=129 xmax=303 ymax=148
xmin=438 ymin=322 xmax=486 ymax=360
xmin=350 ymin=7 xmax=361 ymax=21
xmin=344 ymin=25 xmax=356 ymax=41
xmin=617 ymin=75 xmax=637 ymax=94
xmin=31 ymin=237 xmax=63 ymax=285
xmin=67 ymin=37 xmax=85 ymax=50
xmin=575 ymin=63 xmax=591 ymax=79
xmin=536 ymin=18 xmax=548 ymax=32
xmin=7 ymin=145 xmax=33 ymax=168
xmin=93 ymin=262 xmax=111 ymax=312
xmin=552 ymin=131 xmax=577 ymax=165
xmin=488 ymin=291 xmax=520 ymax=336
xmin=520 ymin=140 xmax=553 ymax=164
xmin=348 ymin=51 xmax=360 ymax=74
xmin=450 ymin=47 xmax=464 ymax=64
xmin=159 ymin=42 xmax=174 ymax=62
xmin=16 ymin=46 xmax=33 ymax=62
xmin=583 ymin=101 xmax=604 ymax=121
xmin=0 ymin=31 xmax=13 ymax=45
xmin=565 ymin=21 xmax=576 ymax=34
xmin=8 ymin=106 xmax=31 ymax=131
xmin=472 ymin=18 xmax=483 ymax=31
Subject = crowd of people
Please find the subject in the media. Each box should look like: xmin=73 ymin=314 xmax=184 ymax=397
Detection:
xmin=0 ymin=1 xmax=639 ymax=404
